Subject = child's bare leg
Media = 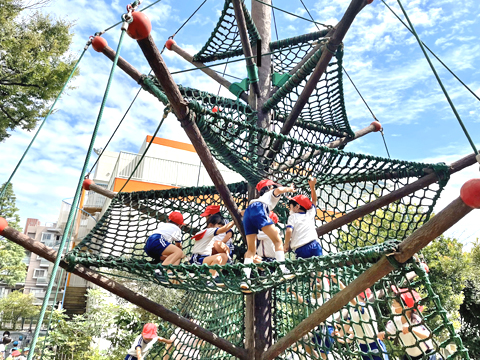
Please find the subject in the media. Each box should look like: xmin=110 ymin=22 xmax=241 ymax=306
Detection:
xmin=204 ymin=253 xmax=228 ymax=277
xmin=243 ymin=234 xmax=257 ymax=280
xmin=161 ymin=245 xmax=185 ymax=266
xmin=212 ymin=241 xmax=229 ymax=255
xmin=262 ymin=224 xmax=283 ymax=251
xmin=253 ymin=255 xmax=262 ymax=264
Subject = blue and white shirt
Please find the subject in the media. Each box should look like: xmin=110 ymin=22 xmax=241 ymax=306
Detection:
xmin=126 ymin=335 xmax=158 ymax=357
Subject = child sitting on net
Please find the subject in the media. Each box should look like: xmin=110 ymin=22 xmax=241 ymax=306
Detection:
xmin=242 ymin=179 xmax=296 ymax=289
xmin=190 ymin=213 xmax=235 ymax=286
xmin=125 ymin=323 xmax=173 ymax=360
xmin=378 ymin=287 xmax=436 ymax=360
xmin=200 ymin=205 xmax=234 ymax=260
xmin=144 ymin=211 xmax=186 ymax=267
xmin=254 ymin=211 xmax=279 ymax=264
xmin=284 ymin=177 xmax=323 ymax=260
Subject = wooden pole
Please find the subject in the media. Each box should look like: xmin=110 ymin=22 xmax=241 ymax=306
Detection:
xmin=136 ymin=34 xmax=246 ymax=240
xmin=244 ymin=295 xmax=255 ymax=359
xmin=0 ymin=226 xmax=249 ymax=360
xmin=315 ymin=152 xmax=478 ymax=237
xmin=168 ymin=42 xmax=249 ymax=103
xmin=265 ymin=0 xmax=369 ymax=160
xmin=262 ymin=193 xmax=476 ymax=360
xmin=232 ymin=0 xmax=260 ymax=96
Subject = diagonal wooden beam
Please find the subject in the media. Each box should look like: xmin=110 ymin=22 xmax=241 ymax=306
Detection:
xmin=106 ymin=34 xmax=246 ymax=240
xmin=232 ymin=0 xmax=261 ymax=96
xmin=262 ymin=180 xmax=478 ymax=359
xmin=315 ymin=152 xmax=477 ymax=238
xmin=0 ymin=225 xmax=249 ymax=360
xmin=166 ymin=41 xmax=249 ymax=104
xmin=264 ymin=0 xmax=369 ymax=161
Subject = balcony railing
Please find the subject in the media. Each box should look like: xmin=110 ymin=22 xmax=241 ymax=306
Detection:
xmin=83 ymin=184 xmax=108 ymax=209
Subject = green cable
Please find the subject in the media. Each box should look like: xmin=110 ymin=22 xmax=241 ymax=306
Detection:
xmin=26 ymin=28 xmax=127 ymax=360
xmin=0 ymin=47 xmax=87 ymax=200
xmin=396 ymin=0 xmax=478 ymax=156
xmin=381 ymin=0 xmax=480 ymax=104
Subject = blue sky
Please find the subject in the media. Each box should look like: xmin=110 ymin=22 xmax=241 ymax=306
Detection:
xmin=1 ymin=0 xmax=479 ymax=247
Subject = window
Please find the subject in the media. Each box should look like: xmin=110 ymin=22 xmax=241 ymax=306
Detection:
xmin=33 ymin=269 xmax=47 ymax=278
xmin=41 ymin=233 xmax=52 ymax=242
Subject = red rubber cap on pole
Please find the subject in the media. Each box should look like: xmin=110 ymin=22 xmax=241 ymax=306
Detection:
xmin=371 ymin=121 xmax=382 ymax=132
xmin=92 ymin=36 xmax=108 ymax=52
xmin=165 ymin=38 xmax=176 ymax=50
xmin=83 ymin=179 xmax=94 ymax=191
xmin=0 ymin=217 xmax=8 ymax=235
xmin=127 ymin=12 xmax=152 ymax=40
xmin=460 ymin=179 xmax=480 ymax=209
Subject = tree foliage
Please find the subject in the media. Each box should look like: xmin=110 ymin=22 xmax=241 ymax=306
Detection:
xmin=0 ymin=182 xmax=27 ymax=285
xmin=0 ymin=291 xmax=39 ymax=329
xmin=0 ymin=0 xmax=77 ymax=141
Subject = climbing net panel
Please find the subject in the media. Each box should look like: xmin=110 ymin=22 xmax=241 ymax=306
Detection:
xmin=192 ymin=0 xmax=261 ymax=63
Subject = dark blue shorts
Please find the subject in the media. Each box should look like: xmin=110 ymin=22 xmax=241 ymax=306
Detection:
xmin=295 ymin=240 xmax=323 ymax=259
xmin=190 ymin=254 xmax=208 ymax=265
xmin=144 ymin=234 xmax=171 ymax=262
xmin=403 ymin=351 xmax=436 ymax=360
xmin=124 ymin=355 xmax=138 ymax=360
xmin=243 ymin=202 xmax=273 ymax=235
xmin=312 ymin=325 xmax=334 ymax=354
xmin=359 ymin=340 xmax=389 ymax=360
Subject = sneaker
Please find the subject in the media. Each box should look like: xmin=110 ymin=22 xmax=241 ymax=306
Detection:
xmin=281 ymin=267 xmax=295 ymax=281
xmin=154 ymin=270 xmax=169 ymax=285
xmin=240 ymin=281 xmax=252 ymax=293
xmin=213 ymin=276 xmax=225 ymax=287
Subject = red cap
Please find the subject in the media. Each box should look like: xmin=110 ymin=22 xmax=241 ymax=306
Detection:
xmin=126 ymin=11 xmax=152 ymax=40
xmin=0 ymin=217 xmax=8 ymax=235
xmin=460 ymin=179 xmax=480 ymax=209
xmin=142 ymin=323 xmax=157 ymax=338
xmin=391 ymin=286 xmax=424 ymax=312
xmin=169 ymin=211 xmax=185 ymax=226
xmin=83 ymin=179 xmax=94 ymax=190
xmin=422 ymin=263 xmax=429 ymax=273
xmin=91 ymin=36 xmax=108 ymax=52
xmin=290 ymin=195 xmax=313 ymax=210
xmin=12 ymin=350 xmax=21 ymax=357
xmin=256 ymin=179 xmax=278 ymax=192
xmin=358 ymin=288 xmax=373 ymax=300
xmin=269 ymin=211 xmax=279 ymax=224
xmin=165 ymin=38 xmax=176 ymax=50
xmin=200 ymin=205 xmax=221 ymax=217
xmin=370 ymin=121 xmax=382 ymax=132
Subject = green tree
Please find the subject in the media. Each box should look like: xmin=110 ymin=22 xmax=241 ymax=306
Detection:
xmin=459 ymin=239 xmax=480 ymax=358
xmin=0 ymin=0 xmax=77 ymax=141
xmin=0 ymin=182 xmax=27 ymax=285
xmin=421 ymin=235 xmax=470 ymax=329
xmin=0 ymin=291 xmax=40 ymax=329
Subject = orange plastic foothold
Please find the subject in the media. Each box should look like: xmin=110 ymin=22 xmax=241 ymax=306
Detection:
xmin=371 ymin=121 xmax=382 ymax=132
xmin=83 ymin=179 xmax=94 ymax=191
xmin=0 ymin=217 xmax=8 ymax=235
xmin=366 ymin=0 xmax=374 ymax=4
xmin=126 ymin=12 xmax=152 ymax=40
xmin=92 ymin=36 xmax=108 ymax=52
xmin=460 ymin=178 xmax=480 ymax=209
xmin=165 ymin=38 xmax=176 ymax=50
xmin=212 ymin=106 xmax=219 ymax=113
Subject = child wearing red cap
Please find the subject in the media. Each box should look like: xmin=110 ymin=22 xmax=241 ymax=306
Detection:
xmin=200 ymin=205 xmax=234 ymax=259
xmin=378 ymin=288 xmax=436 ymax=360
xmin=125 ymin=323 xmax=173 ymax=360
xmin=190 ymin=214 xmax=235 ymax=285
xmin=285 ymin=177 xmax=323 ymax=259
xmin=144 ymin=211 xmax=186 ymax=267
xmin=242 ymin=179 xmax=296 ymax=289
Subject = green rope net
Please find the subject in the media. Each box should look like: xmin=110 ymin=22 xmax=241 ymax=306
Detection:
xmin=62 ymin=1 xmax=471 ymax=357
xmin=192 ymin=0 xmax=261 ymax=63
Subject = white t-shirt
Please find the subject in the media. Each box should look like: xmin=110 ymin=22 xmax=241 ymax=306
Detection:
xmin=126 ymin=335 xmax=158 ymax=357
xmin=287 ymin=205 xmax=318 ymax=250
xmin=385 ymin=313 xmax=434 ymax=357
xmin=149 ymin=222 xmax=182 ymax=243
xmin=308 ymin=277 xmax=339 ymax=325
xmin=250 ymin=189 xmax=281 ymax=212
xmin=256 ymin=229 xmax=277 ymax=259
xmin=191 ymin=228 xmax=219 ymax=255
xmin=348 ymin=304 xmax=378 ymax=344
